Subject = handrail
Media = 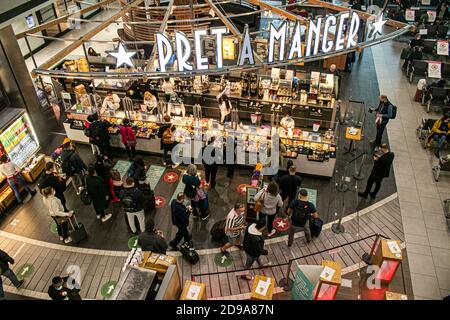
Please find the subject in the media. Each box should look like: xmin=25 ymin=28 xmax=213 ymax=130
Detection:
xmin=190 ymin=233 xmax=387 ymax=278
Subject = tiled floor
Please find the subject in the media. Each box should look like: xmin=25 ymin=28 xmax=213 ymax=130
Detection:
xmin=372 ymin=39 xmax=450 ymax=300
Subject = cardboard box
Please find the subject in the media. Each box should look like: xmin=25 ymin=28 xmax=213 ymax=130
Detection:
xmin=180 ymin=281 xmax=206 ymax=300
xmin=251 ymin=275 xmax=275 ymax=300
xmin=139 ymin=252 xmax=176 ymax=275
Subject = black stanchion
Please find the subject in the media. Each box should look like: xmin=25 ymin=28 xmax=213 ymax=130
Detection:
xmin=353 ymin=153 xmax=367 ymax=180
xmin=278 ymin=260 xmax=294 ymax=291
xmin=362 ymin=234 xmax=381 ymax=265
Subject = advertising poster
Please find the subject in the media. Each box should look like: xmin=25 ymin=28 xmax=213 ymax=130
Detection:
xmin=428 ymin=61 xmax=442 ymax=78
xmin=427 ymin=10 xmax=436 ymax=22
xmin=405 ymin=9 xmax=415 ymax=21
xmin=437 ymin=40 xmax=449 ymax=56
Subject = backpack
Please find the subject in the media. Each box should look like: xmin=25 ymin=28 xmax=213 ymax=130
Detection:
xmin=310 ymin=217 xmax=323 ymax=238
xmin=61 ymin=151 xmax=76 ymax=177
xmin=210 ymin=219 xmax=226 ymax=241
xmin=390 ymin=105 xmax=397 ymax=119
xmin=162 ymin=127 xmax=173 ymax=144
xmin=122 ymin=190 xmax=138 ymax=212
xmin=291 ymin=202 xmax=309 ymax=227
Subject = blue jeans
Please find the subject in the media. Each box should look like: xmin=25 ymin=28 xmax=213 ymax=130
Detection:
xmin=0 ymin=269 xmax=21 ymax=299
xmin=7 ymin=174 xmax=33 ymax=203
xmin=433 ymin=134 xmax=448 ymax=149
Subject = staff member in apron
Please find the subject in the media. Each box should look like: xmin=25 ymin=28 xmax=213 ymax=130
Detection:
xmin=0 ymin=155 xmax=37 ymax=204
xmin=142 ymin=91 xmax=158 ymax=113
xmin=161 ymin=78 xmax=175 ymax=102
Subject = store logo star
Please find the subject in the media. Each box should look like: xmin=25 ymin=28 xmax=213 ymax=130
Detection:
xmin=155 ymin=198 xmax=162 ymax=206
xmin=240 ymin=186 xmax=247 ymax=193
xmin=277 ymin=220 xmax=286 ymax=229
xmin=167 ymin=174 xmax=175 ymax=181
xmin=372 ymin=13 xmax=387 ymax=36
xmin=107 ymin=42 xmax=137 ymax=68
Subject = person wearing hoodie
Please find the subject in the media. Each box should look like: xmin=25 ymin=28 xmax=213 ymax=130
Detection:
xmin=60 ymin=138 xmax=87 ymax=195
xmin=119 ymin=118 xmax=137 ymax=160
xmin=241 ymin=219 xmax=269 ymax=280
xmin=86 ymin=164 xmax=112 ymax=222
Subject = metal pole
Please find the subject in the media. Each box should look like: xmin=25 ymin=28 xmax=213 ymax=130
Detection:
xmin=278 ymin=259 xmax=294 ymax=291
xmin=353 ymin=153 xmax=366 ymax=180
xmin=82 ymin=40 xmax=96 ymax=95
xmin=362 ymin=234 xmax=380 ymax=265
xmin=331 ymin=190 xmax=346 ymax=234
xmin=25 ymin=35 xmax=38 ymax=69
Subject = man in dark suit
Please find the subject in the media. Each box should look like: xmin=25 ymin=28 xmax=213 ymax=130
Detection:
xmin=358 ymin=144 xmax=395 ymax=199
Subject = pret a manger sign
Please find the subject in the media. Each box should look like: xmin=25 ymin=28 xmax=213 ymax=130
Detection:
xmin=156 ymin=11 xmax=363 ymax=72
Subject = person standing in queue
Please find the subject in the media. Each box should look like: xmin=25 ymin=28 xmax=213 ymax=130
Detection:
xmin=182 ymin=164 xmax=208 ymax=220
xmin=240 ymin=219 xmax=269 ymax=280
xmin=279 ymin=165 xmax=302 ymax=206
xmin=88 ymin=113 xmax=112 ymax=158
xmin=169 ymin=192 xmax=193 ymax=250
xmin=287 ymin=189 xmax=318 ymax=247
xmin=370 ymin=95 xmax=394 ymax=149
xmin=220 ymin=203 xmax=246 ymax=254
xmin=60 ymin=138 xmax=87 ymax=195
xmin=138 ymin=219 xmax=168 ymax=254
xmin=86 ymin=164 xmax=112 ymax=222
xmin=120 ymin=119 xmax=137 ymax=160
xmin=0 ymin=154 xmax=36 ymax=204
xmin=119 ymin=177 xmax=146 ymax=234
xmin=42 ymin=187 xmax=73 ymax=244
xmin=358 ymin=143 xmax=395 ymax=199
xmin=158 ymin=115 xmax=175 ymax=166
xmin=203 ymin=137 xmax=219 ymax=188
xmin=39 ymin=161 xmax=68 ymax=211
xmin=254 ymin=181 xmax=283 ymax=237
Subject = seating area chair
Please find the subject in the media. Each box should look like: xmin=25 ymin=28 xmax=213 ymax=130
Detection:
xmin=426 ymin=25 xmax=438 ymax=38
xmin=409 ymin=60 xmax=428 ymax=83
xmin=437 ymin=25 xmax=449 ymax=39
xmin=426 ymin=87 xmax=450 ymax=113
xmin=417 ymin=118 xmax=436 ymax=148
xmin=442 ymin=63 xmax=450 ymax=79
xmin=422 ymin=41 xmax=435 ymax=54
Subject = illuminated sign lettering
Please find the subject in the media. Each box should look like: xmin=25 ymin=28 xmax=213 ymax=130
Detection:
xmin=155 ymin=12 xmax=385 ymax=72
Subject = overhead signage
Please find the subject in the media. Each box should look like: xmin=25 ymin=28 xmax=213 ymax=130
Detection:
xmin=155 ymin=12 xmax=386 ymax=73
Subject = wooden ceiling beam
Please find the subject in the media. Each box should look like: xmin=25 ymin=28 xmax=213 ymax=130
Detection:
xmin=16 ymin=0 xmax=117 ymax=39
xmin=35 ymin=0 xmax=142 ymax=72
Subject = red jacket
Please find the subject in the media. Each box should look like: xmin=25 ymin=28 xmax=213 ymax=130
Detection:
xmin=120 ymin=125 xmax=136 ymax=144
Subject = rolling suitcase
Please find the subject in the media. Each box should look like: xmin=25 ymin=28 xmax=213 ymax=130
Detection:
xmin=68 ymin=214 xmax=87 ymax=244
xmin=180 ymin=241 xmax=199 ymax=264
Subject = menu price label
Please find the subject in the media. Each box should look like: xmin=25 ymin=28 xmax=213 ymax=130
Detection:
xmin=437 ymin=40 xmax=449 ymax=56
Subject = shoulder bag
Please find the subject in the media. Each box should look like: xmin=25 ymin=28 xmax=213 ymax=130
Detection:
xmin=254 ymin=190 xmax=266 ymax=213
xmin=80 ymin=175 xmax=92 ymax=205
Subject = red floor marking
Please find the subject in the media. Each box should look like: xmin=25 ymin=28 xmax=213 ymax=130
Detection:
xmin=237 ymin=184 xmax=251 ymax=194
xmin=155 ymin=196 xmax=167 ymax=208
xmin=163 ymin=172 xmax=179 ymax=183
xmin=273 ymin=217 xmax=290 ymax=232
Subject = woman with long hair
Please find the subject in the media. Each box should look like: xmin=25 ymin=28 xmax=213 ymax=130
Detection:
xmin=182 ymin=164 xmax=209 ymax=220
xmin=42 ymin=187 xmax=73 ymax=244
xmin=254 ymin=181 xmax=283 ymax=237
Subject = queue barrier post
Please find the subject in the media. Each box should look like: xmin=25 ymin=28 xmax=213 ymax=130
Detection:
xmin=362 ymin=234 xmax=381 ymax=265
xmin=278 ymin=259 xmax=294 ymax=291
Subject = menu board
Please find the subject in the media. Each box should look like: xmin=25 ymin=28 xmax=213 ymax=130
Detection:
xmin=0 ymin=115 xmax=39 ymax=168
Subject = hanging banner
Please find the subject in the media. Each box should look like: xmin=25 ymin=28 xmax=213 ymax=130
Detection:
xmin=437 ymin=40 xmax=449 ymax=56
xmin=428 ymin=61 xmax=442 ymax=78
xmin=427 ymin=10 xmax=436 ymax=22
xmin=421 ymin=0 xmax=431 ymax=4
xmin=405 ymin=9 xmax=415 ymax=22
xmin=291 ymin=265 xmax=323 ymax=300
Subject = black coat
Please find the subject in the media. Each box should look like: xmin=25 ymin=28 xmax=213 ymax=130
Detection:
xmin=85 ymin=175 xmax=108 ymax=211
xmin=0 ymin=249 xmax=14 ymax=274
xmin=119 ymin=187 xmax=145 ymax=212
xmin=138 ymin=232 xmax=168 ymax=254
xmin=60 ymin=149 xmax=87 ymax=173
xmin=243 ymin=225 xmax=268 ymax=258
xmin=170 ymin=200 xmax=190 ymax=228
xmin=371 ymin=152 xmax=395 ymax=179
xmin=39 ymin=173 xmax=67 ymax=201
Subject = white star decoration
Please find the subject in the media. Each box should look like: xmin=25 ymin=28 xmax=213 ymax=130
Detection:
xmin=372 ymin=13 xmax=387 ymax=36
xmin=155 ymin=199 xmax=162 ymax=205
xmin=167 ymin=174 xmax=175 ymax=181
xmin=240 ymin=187 xmax=247 ymax=193
xmin=108 ymin=42 xmax=137 ymax=68
xmin=277 ymin=220 xmax=286 ymax=229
